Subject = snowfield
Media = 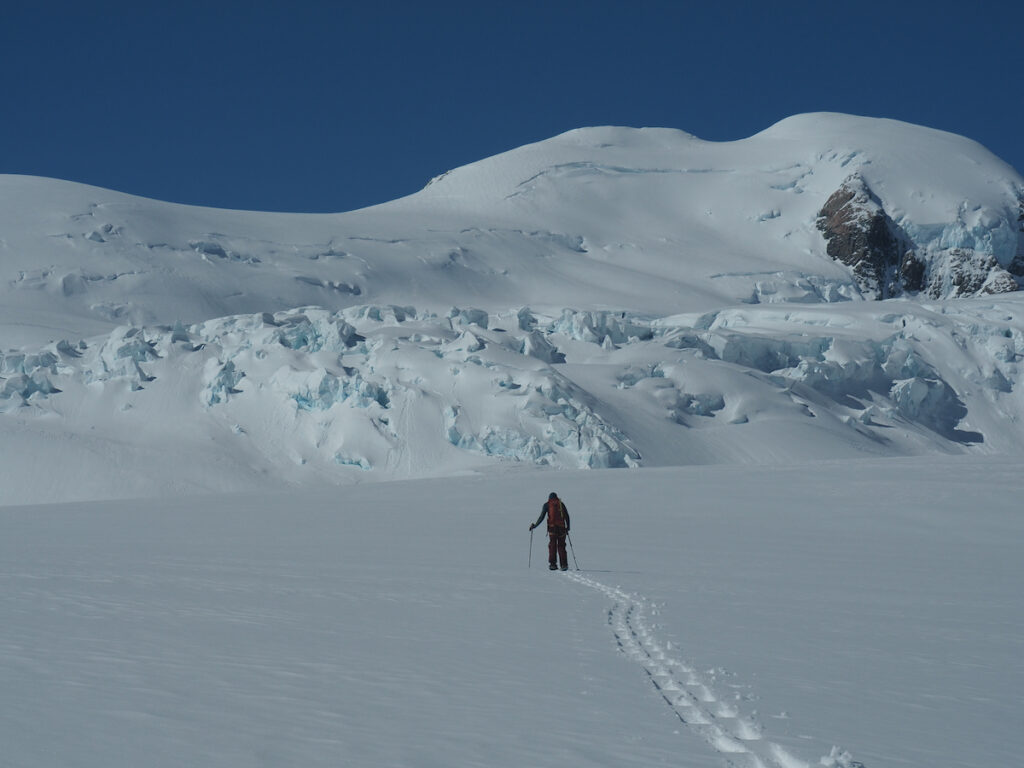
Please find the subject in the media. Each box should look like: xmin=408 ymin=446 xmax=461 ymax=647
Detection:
xmin=2 ymin=460 xmax=1021 ymax=768
xmin=2 ymin=113 xmax=1024 ymax=767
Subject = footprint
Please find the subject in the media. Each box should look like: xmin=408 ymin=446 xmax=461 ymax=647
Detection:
xmin=733 ymin=718 xmax=763 ymax=741
xmin=716 ymin=702 xmax=739 ymax=718
xmin=567 ymin=573 xmax=824 ymax=768
xmin=770 ymin=743 xmax=812 ymax=768
xmin=711 ymin=731 xmax=749 ymax=753
xmin=691 ymin=683 xmax=716 ymax=702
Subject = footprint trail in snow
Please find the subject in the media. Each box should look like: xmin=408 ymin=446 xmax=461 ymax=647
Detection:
xmin=567 ymin=573 xmax=865 ymax=768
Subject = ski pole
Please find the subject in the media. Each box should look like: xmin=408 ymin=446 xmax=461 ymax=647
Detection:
xmin=529 ymin=528 xmax=534 ymax=568
xmin=566 ymin=531 xmax=579 ymax=570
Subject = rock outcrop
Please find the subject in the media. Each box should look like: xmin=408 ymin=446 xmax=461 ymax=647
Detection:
xmin=817 ymin=174 xmax=1019 ymax=300
xmin=816 ymin=174 xmax=922 ymax=299
xmin=928 ymin=248 xmax=1018 ymax=298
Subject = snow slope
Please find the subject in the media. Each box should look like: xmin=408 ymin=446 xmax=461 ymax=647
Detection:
xmin=3 ymin=113 xmax=1024 ymax=502
xmin=2 ymin=459 xmax=1021 ymax=768
xmin=3 ymin=115 xmax=1021 ymax=348
xmin=3 ymin=114 xmax=1024 ymax=768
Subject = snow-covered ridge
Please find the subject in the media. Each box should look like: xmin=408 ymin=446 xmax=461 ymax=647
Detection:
xmin=4 ymin=112 xmax=1024 ymax=502
xmin=2 ymin=113 xmax=1023 ymax=347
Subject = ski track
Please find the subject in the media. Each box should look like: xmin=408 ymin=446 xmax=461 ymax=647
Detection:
xmin=568 ymin=572 xmax=826 ymax=768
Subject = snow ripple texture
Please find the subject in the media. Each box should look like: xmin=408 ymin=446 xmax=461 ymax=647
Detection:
xmin=567 ymin=573 xmax=865 ymax=768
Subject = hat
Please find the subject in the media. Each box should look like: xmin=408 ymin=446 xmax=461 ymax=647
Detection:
xmin=549 ymin=492 xmax=558 ymax=499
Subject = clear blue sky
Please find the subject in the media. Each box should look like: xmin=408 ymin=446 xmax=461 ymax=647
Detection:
xmin=3 ymin=0 xmax=1021 ymax=213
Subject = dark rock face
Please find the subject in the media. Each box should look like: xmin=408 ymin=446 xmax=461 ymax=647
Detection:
xmin=1012 ymin=198 xmax=1024 ymax=277
xmin=928 ymin=249 xmax=1017 ymax=298
xmin=983 ymin=270 xmax=1019 ymax=295
xmin=935 ymin=249 xmax=994 ymax=297
xmin=816 ymin=174 xmax=913 ymax=299
xmin=900 ymin=250 xmax=926 ymax=292
xmin=817 ymin=174 xmax=1019 ymax=299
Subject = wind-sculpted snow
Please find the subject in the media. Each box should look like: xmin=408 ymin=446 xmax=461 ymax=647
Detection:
xmin=4 ymin=296 xmax=1024 ymax=501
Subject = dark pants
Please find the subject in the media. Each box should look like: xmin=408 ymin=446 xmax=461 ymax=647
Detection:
xmin=548 ymin=526 xmax=568 ymax=568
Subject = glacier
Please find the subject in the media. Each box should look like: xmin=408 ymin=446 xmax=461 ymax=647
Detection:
xmin=2 ymin=113 xmax=1024 ymax=768
xmin=4 ymin=296 xmax=1024 ymax=503
xmin=3 ymin=113 xmax=1024 ymax=502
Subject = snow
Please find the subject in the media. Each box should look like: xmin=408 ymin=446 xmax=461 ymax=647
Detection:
xmin=2 ymin=112 xmax=1024 ymax=767
xmin=2 ymin=459 xmax=1021 ymax=767
xmin=7 ymin=297 xmax=1024 ymax=504
xmin=3 ymin=114 xmax=1022 ymax=348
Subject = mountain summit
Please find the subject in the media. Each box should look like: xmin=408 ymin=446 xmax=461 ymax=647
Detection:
xmin=2 ymin=112 xmax=1021 ymax=345
xmin=2 ymin=113 xmax=1024 ymax=502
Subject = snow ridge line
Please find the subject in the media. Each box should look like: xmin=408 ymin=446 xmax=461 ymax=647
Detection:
xmin=567 ymin=572 xmax=859 ymax=768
